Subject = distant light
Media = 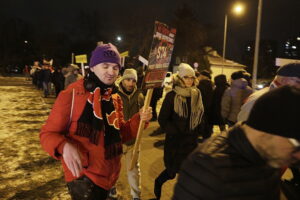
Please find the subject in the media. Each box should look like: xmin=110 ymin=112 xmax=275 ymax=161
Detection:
xmin=285 ymin=43 xmax=289 ymax=47
xmin=232 ymin=3 xmax=245 ymax=15
xmin=297 ymin=37 xmax=300 ymax=41
xmin=24 ymin=40 xmax=28 ymax=44
xmin=292 ymin=46 xmax=297 ymax=49
xmin=257 ymin=84 xmax=264 ymax=89
xmin=116 ymin=36 xmax=122 ymax=41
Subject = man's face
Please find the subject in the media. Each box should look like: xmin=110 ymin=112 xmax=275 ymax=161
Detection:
xmin=122 ymin=78 xmax=136 ymax=92
xmin=276 ymin=76 xmax=300 ymax=89
xmin=285 ymin=77 xmax=300 ymax=89
xmin=256 ymin=134 xmax=300 ymax=168
xmin=91 ymin=62 xmax=120 ymax=85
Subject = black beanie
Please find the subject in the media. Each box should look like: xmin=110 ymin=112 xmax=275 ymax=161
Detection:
xmin=276 ymin=63 xmax=300 ymax=78
xmin=246 ymin=86 xmax=300 ymax=140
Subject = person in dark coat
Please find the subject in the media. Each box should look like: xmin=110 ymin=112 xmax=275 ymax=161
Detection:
xmin=150 ymin=87 xmax=163 ymax=121
xmin=153 ymin=63 xmax=204 ymax=199
xmin=40 ymin=63 xmax=52 ymax=97
xmin=51 ymin=68 xmax=65 ymax=97
xmin=196 ymin=70 xmax=214 ymax=139
xmin=211 ymin=74 xmax=228 ymax=132
xmin=173 ymin=86 xmax=300 ymax=200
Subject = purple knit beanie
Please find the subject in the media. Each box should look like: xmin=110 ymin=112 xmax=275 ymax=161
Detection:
xmin=89 ymin=43 xmax=122 ymax=68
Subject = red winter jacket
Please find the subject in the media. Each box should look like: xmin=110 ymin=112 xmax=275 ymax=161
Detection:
xmin=40 ymin=79 xmax=141 ymax=190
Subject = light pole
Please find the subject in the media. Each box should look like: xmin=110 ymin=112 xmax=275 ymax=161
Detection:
xmin=222 ymin=14 xmax=228 ymax=74
xmin=252 ymin=0 xmax=263 ymax=89
xmin=222 ymin=3 xmax=245 ymax=74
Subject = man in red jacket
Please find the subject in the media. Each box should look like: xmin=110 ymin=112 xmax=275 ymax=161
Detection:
xmin=40 ymin=43 xmax=152 ymax=200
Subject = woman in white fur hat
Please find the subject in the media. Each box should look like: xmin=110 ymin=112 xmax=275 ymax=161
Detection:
xmin=153 ymin=63 xmax=204 ymax=199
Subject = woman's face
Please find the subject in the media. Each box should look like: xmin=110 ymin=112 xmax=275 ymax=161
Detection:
xmin=182 ymin=76 xmax=195 ymax=87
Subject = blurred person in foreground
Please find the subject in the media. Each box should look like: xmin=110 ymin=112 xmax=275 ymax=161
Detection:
xmin=40 ymin=43 xmax=152 ymax=200
xmin=237 ymin=63 xmax=300 ymax=195
xmin=173 ymin=85 xmax=300 ymax=200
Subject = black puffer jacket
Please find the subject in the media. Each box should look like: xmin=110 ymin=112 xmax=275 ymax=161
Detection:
xmin=173 ymin=125 xmax=281 ymax=200
xmin=158 ymin=91 xmax=201 ymax=175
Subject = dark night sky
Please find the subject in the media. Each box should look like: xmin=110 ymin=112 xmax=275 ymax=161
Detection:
xmin=1 ymin=0 xmax=299 ymax=63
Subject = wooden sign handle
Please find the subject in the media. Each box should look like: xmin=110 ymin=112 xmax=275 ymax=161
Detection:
xmin=129 ymin=88 xmax=153 ymax=170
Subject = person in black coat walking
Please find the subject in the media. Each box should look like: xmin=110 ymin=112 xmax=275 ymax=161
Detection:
xmin=211 ymin=74 xmax=228 ymax=132
xmin=196 ymin=70 xmax=214 ymax=139
xmin=51 ymin=68 xmax=65 ymax=97
xmin=153 ymin=63 xmax=204 ymax=199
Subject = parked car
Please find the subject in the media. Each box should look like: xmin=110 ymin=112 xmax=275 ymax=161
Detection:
xmin=6 ymin=65 xmax=22 ymax=74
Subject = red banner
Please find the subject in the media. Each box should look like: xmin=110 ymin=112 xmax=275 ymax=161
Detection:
xmin=143 ymin=21 xmax=176 ymax=89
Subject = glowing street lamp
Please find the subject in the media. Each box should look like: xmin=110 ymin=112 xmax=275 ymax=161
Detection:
xmin=116 ymin=36 xmax=122 ymax=42
xmin=222 ymin=3 xmax=245 ymax=73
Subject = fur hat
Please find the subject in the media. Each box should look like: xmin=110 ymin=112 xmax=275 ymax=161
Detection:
xmin=89 ymin=43 xmax=121 ymax=68
xmin=246 ymin=86 xmax=300 ymax=140
xmin=276 ymin=63 xmax=300 ymax=78
xmin=178 ymin=63 xmax=195 ymax=78
xmin=122 ymin=68 xmax=137 ymax=81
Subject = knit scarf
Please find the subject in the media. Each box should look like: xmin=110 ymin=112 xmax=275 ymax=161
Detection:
xmin=173 ymin=76 xmax=204 ymax=130
xmin=76 ymin=79 xmax=122 ymax=160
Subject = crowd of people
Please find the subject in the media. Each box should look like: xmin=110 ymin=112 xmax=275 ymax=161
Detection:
xmin=29 ymin=60 xmax=83 ymax=98
xmin=36 ymin=42 xmax=300 ymax=200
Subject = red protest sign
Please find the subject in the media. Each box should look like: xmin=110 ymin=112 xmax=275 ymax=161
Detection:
xmin=143 ymin=21 xmax=176 ymax=89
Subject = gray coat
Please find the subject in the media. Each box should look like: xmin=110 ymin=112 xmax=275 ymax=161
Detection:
xmin=221 ymin=79 xmax=252 ymax=123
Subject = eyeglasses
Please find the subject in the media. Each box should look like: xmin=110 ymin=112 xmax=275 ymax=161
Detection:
xmin=183 ymin=76 xmax=195 ymax=80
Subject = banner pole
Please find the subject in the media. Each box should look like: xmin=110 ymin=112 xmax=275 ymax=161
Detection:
xmin=129 ymin=88 xmax=153 ymax=170
xmin=81 ymin=62 xmax=85 ymax=77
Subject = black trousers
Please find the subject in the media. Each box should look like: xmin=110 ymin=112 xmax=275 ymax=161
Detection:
xmin=154 ymin=169 xmax=176 ymax=199
xmin=67 ymin=176 xmax=108 ymax=200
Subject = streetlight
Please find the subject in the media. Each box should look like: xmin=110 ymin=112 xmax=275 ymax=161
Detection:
xmin=252 ymin=0 xmax=263 ymax=89
xmin=222 ymin=3 xmax=245 ymax=73
xmin=116 ymin=36 xmax=122 ymax=42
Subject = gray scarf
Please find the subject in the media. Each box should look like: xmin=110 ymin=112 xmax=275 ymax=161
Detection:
xmin=173 ymin=76 xmax=204 ymax=130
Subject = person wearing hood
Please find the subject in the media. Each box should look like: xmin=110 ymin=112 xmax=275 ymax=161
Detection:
xmin=108 ymin=68 xmax=144 ymax=200
xmin=153 ymin=63 xmax=204 ymax=199
xmin=40 ymin=43 xmax=152 ymax=200
xmin=221 ymin=71 xmax=252 ymax=127
xmin=211 ymin=74 xmax=229 ymax=132
xmin=196 ymin=70 xmax=214 ymax=140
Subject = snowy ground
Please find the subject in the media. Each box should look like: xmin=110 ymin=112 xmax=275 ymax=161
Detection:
xmin=0 ymin=77 xmax=70 ymax=200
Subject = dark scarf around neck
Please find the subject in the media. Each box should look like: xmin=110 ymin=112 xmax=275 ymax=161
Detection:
xmin=76 ymin=72 xmax=122 ymax=159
